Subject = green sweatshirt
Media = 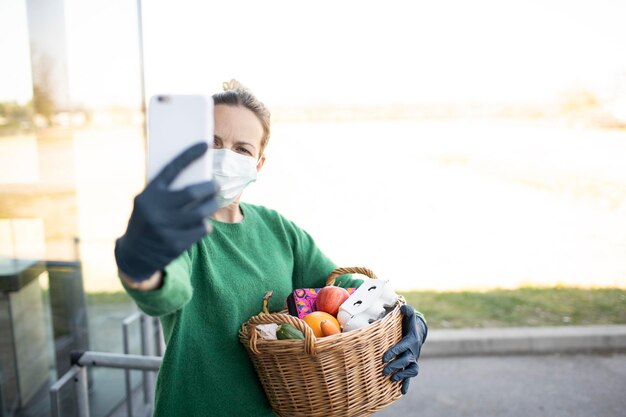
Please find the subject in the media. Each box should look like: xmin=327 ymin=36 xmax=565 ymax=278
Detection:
xmin=122 ymin=203 xmax=364 ymax=417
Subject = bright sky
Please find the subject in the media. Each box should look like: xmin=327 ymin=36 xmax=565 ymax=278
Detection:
xmin=1 ymin=0 xmax=626 ymax=107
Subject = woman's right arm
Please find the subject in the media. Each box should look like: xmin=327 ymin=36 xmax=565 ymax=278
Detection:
xmin=115 ymin=143 xmax=219 ymax=315
xmin=120 ymin=270 xmax=163 ymax=291
xmin=120 ymin=250 xmax=195 ymax=317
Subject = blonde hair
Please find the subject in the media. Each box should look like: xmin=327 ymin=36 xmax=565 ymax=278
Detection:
xmin=213 ymin=79 xmax=271 ymax=155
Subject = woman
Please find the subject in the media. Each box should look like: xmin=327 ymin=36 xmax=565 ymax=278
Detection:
xmin=115 ymin=81 xmax=427 ymax=416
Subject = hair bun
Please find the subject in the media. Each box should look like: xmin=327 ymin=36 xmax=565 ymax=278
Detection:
xmin=222 ymin=79 xmax=248 ymax=93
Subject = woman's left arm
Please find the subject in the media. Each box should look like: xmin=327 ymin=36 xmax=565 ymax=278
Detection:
xmin=382 ymin=304 xmax=428 ymax=394
xmin=286 ymin=220 xmax=363 ymax=289
xmin=291 ymin=218 xmax=428 ymax=394
xmin=286 ymin=216 xmax=427 ymax=393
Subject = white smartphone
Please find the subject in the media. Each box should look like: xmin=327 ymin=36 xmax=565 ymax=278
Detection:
xmin=147 ymin=94 xmax=214 ymax=190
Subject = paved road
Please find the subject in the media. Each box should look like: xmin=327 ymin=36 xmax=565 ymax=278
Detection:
xmin=376 ymin=353 xmax=626 ymax=417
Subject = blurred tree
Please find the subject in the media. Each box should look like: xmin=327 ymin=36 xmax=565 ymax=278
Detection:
xmin=0 ymin=101 xmax=34 ymax=133
xmin=32 ymin=84 xmax=55 ymax=124
xmin=30 ymin=52 xmax=56 ymax=125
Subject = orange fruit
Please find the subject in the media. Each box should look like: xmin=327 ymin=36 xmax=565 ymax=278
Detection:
xmin=303 ymin=311 xmax=340 ymax=338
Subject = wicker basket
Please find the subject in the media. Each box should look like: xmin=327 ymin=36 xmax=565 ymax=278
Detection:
xmin=238 ymin=267 xmax=405 ymax=417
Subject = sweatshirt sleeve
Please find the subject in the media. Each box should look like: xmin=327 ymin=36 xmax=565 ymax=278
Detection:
xmin=121 ymin=249 xmax=194 ymax=317
xmin=286 ymin=219 xmax=364 ymax=290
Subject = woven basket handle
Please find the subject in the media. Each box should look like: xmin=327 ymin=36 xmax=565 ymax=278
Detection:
xmin=247 ymin=312 xmax=317 ymax=355
xmin=325 ymin=266 xmax=378 ymax=286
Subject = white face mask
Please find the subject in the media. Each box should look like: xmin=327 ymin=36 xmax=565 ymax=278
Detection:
xmin=213 ymin=149 xmax=259 ymax=208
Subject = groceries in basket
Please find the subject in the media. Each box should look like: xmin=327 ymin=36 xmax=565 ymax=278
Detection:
xmin=238 ymin=267 xmax=408 ymax=417
xmin=286 ymin=287 xmax=356 ymax=319
xmin=336 ymin=279 xmax=398 ymax=332
xmin=284 ymin=279 xmax=399 ymax=337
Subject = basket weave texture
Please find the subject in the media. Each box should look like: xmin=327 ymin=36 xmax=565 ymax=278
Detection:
xmin=238 ymin=267 xmax=405 ymax=417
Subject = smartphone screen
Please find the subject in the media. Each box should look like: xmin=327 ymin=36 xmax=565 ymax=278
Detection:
xmin=146 ymin=94 xmax=213 ymax=190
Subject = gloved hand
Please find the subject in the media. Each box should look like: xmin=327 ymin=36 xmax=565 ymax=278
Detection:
xmin=382 ymin=304 xmax=428 ymax=394
xmin=115 ymin=142 xmax=219 ymax=282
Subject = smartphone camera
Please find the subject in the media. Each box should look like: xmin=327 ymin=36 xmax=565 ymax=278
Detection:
xmin=156 ymin=95 xmax=170 ymax=103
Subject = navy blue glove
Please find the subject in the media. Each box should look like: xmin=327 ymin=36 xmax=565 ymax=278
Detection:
xmin=382 ymin=304 xmax=428 ymax=394
xmin=115 ymin=142 xmax=219 ymax=282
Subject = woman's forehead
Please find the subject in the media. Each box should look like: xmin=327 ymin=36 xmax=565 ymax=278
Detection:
xmin=214 ymin=105 xmax=263 ymax=146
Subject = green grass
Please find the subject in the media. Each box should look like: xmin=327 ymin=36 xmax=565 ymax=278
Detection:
xmin=86 ymin=291 xmax=135 ymax=304
xmin=399 ymin=286 xmax=626 ymax=329
xmin=85 ymin=286 xmax=626 ymax=329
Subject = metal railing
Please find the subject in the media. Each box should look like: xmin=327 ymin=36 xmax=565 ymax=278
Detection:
xmin=49 ymin=351 xmax=162 ymax=417
xmin=122 ymin=313 xmax=164 ymax=417
xmin=50 ymin=312 xmax=165 ymax=417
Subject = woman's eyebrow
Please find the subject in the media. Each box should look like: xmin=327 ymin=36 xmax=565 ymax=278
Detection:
xmin=235 ymin=141 xmax=257 ymax=150
xmin=213 ymin=135 xmax=256 ymax=150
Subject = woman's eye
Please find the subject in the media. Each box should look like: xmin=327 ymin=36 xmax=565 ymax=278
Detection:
xmin=236 ymin=147 xmax=251 ymax=155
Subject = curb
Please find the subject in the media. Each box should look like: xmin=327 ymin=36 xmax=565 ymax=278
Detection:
xmin=420 ymin=325 xmax=626 ymax=357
